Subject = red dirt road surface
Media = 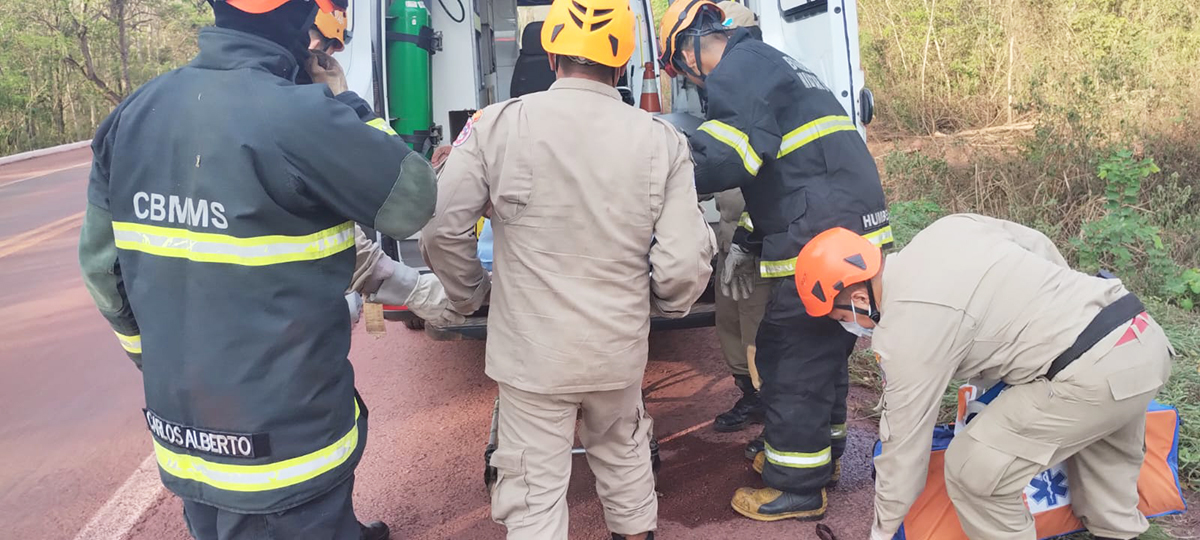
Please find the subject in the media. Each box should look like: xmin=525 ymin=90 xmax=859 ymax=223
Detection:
xmin=1 ymin=150 xmax=1193 ymax=540
xmin=0 ymin=150 xmax=878 ymax=540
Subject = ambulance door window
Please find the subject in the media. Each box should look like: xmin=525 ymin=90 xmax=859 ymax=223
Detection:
xmin=493 ymin=0 xmax=520 ymax=101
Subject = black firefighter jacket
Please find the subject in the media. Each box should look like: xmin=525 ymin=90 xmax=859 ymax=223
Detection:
xmin=78 ymin=27 xmax=436 ymax=512
xmin=689 ymin=29 xmax=892 ymax=278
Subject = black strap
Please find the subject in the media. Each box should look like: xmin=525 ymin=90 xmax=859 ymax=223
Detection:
xmin=400 ymin=130 xmax=432 ymax=154
xmin=387 ymin=26 xmax=436 ymax=53
xmin=1045 ymin=293 xmax=1144 ymax=380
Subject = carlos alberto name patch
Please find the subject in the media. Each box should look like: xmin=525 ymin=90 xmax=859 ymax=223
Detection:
xmin=144 ymin=408 xmax=271 ymax=459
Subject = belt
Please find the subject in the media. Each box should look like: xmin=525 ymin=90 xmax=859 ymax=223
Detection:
xmin=1045 ymin=292 xmax=1144 ymax=380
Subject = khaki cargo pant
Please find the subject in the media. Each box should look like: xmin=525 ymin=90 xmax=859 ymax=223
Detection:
xmin=714 ymin=248 xmax=772 ymax=377
xmin=489 ymin=381 xmax=657 ymax=539
xmin=943 ymin=314 xmax=1174 ymax=540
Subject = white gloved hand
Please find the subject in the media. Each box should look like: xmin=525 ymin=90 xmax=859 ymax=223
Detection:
xmin=720 ymin=243 xmax=758 ymax=302
xmin=870 ymin=524 xmax=895 ymax=540
xmin=403 ymin=273 xmax=468 ymax=328
xmin=345 ymin=291 xmax=363 ymax=326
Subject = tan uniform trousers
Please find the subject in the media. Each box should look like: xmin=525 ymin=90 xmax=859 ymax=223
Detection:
xmin=713 ymin=248 xmax=771 ymax=377
xmin=489 ymin=381 xmax=657 ymax=539
xmin=943 ymin=316 xmax=1174 ymax=540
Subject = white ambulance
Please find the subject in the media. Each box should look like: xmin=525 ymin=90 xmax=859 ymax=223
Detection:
xmin=334 ymin=0 xmax=873 ymax=339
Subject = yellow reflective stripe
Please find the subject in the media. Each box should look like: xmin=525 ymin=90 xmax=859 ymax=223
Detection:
xmin=737 ymin=212 xmax=754 ymax=232
xmin=764 ymin=442 xmax=832 ymax=469
xmin=112 ymin=221 xmax=355 ymax=267
xmin=475 ymin=217 xmax=486 ymax=238
xmin=830 ymin=423 xmax=847 ymax=439
xmin=777 ymin=115 xmax=858 ymax=158
xmin=154 ymin=401 xmax=360 ymax=493
xmin=759 ymin=228 xmax=893 ymax=278
xmin=698 ymin=120 xmax=763 ymax=176
xmin=366 ymin=118 xmax=398 ymax=136
xmin=760 ymin=257 xmax=797 ymax=278
xmin=114 ymin=331 xmax=142 ymax=354
xmin=862 ymin=225 xmax=894 ymax=247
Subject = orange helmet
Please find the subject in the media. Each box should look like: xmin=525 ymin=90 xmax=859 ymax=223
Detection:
xmin=541 ymin=0 xmax=637 ymax=68
xmin=657 ymin=0 xmax=725 ymax=78
xmin=220 ymin=0 xmax=342 ymax=15
xmin=794 ymin=227 xmax=882 ymax=317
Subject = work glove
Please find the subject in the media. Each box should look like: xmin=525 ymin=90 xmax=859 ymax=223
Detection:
xmin=305 ymin=49 xmax=348 ymax=95
xmin=401 ymin=273 xmax=468 ymax=328
xmin=720 ymin=243 xmax=758 ymax=302
xmin=345 ymin=291 xmax=363 ymax=326
xmin=870 ymin=524 xmax=895 ymax=540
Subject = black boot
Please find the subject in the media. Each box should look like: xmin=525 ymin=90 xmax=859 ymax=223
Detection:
xmin=360 ymin=521 xmax=390 ymax=540
xmin=612 ymin=532 xmax=655 ymax=540
xmin=744 ymin=429 xmax=765 ymax=460
xmin=731 ymin=487 xmax=827 ymax=522
xmin=715 ymin=375 xmax=763 ymax=433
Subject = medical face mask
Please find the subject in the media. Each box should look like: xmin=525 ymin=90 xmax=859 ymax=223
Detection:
xmin=840 ymin=317 xmax=873 ymax=338
xmin=838 ymin=303 xmax=875 ymax=338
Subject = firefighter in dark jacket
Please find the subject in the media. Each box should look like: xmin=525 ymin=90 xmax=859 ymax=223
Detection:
xmin=77 ymin=1 xmax=463 ymax=538
xmin=658 ymin=0 xmax=893 ymax=521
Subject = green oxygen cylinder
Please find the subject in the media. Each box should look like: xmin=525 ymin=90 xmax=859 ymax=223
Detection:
xmin=385 ymin=0 xmax=434 ymax=153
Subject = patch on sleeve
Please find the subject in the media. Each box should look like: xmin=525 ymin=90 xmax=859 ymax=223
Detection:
xmin=453 ymin=110 xmax=484 ymax=147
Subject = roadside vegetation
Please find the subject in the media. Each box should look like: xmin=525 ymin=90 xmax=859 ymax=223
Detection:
xmin=851 ymin=0 xmax=1200 ymax=536
xmin=0 ymin=1 xmax=210 ymax=155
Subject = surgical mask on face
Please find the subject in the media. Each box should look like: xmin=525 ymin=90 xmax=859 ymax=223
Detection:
xmin=839 ymin=301 xmax=875 ymax=337
xmin=840 ymin=318 xmax=874 ymax=338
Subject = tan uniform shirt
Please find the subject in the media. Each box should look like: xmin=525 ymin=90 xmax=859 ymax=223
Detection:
xmin=869 ymin=213 xmax=1130 ymax=534
xmin=421 ymin=77 xmax=716 ymax=394
xmin=349 ymin=226 xmax=388 ymax=294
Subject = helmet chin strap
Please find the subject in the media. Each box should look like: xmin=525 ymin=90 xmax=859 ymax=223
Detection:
xmin=865 ymin=282 xmax=881 ymax=323
xmin=677 ymin=32 xmax=707 ymax=81
xmin=834 ymin=281 xmax=882 ymax=323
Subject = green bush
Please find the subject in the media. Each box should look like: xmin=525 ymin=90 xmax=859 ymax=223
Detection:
xmin=1071 ymin=149 xmax=1199 ymax=311
xmin=886 ymin=199 xmax=946 ymax=249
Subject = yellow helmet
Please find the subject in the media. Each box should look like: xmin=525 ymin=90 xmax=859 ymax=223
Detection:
xmin=540 ymin=0 xmax=637 ymax=68
xmin=314 ymin=6 xmax=350 ymax=51
xmin=657 ymin=0 xmax=726 ymax=78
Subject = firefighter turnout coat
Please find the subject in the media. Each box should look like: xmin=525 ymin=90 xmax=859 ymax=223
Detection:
xmin=688 ymin=29 xmax=892 ymax=275
xmin=78 ymin=27 xmax=437 ymax=512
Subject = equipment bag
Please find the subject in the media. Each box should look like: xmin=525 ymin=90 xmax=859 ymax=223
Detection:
xmin=872 ymin=387 xmax=1187 ymax=540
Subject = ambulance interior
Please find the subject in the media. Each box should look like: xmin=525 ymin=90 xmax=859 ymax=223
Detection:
xmin=424 ymin=0 xmax=661 ymax=143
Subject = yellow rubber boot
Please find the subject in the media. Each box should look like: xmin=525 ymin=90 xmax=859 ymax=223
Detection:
xmin=731 ymin=487 xmax=827 ymax=522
